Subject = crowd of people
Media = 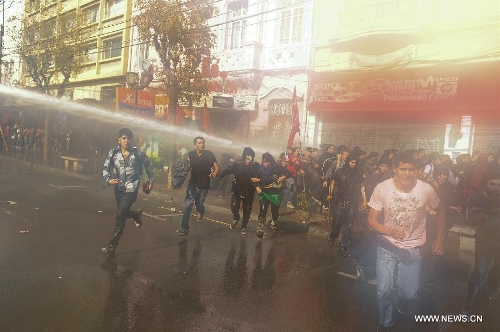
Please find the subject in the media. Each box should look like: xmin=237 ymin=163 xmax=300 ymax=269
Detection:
xmin=100 ymin=129 xmax=499 ymax=331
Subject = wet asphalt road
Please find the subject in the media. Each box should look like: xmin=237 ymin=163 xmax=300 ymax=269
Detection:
xmin=0 ymin=158 xmax=498 ymax=332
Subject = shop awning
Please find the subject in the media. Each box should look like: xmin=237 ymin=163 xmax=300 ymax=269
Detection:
xmin=308 ymin=61 xmax=500 ymax=119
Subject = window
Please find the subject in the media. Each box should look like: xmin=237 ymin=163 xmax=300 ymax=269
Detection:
xmin=228 ymin=0 xmax=248 ymax=49
xmin=83 ymin=4 xmax=100 ymax=25
xmin=42 ymin=18 xmax=57 ymax=39
xmin=61 ymin=12 xmax=76 ymax=31
xmin=105 ymin=0 xmax=124 ymax=19
xmin=84 ymin=44 xmax=98 ymax=63
xmin=278 ymin=0 xmax=303 ymax=45
xmin=102 ymin=36 xmax=122 ymax=59
xmin=28 ymin=0 xmax=41 ymax=12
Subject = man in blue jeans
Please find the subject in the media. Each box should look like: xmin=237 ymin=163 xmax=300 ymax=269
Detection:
xmin=177 ymin=136 xmax=219 ymax=236
xmin=367 ymin=152 xmax=446 ymax=331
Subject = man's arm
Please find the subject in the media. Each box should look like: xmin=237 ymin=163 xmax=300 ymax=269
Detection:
xmin=210 ymin=161 xmax=220 ymax=178
xmin=432 ymin=203 xmax=446 ymax=255
xmin=367 ymin=208 xmax=405 ymax=241
xmin=103 ymin=149 xmax=118 ymax=186
xmin=360 ymin=184 xmax=367 ymax=210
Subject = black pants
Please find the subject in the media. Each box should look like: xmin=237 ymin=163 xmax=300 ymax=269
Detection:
xmin=258 ymin=197 xmax=280 ymax=222
xmin=108 ymin=188 xmax=139 ymax=247
xmin=231 ymin=191 xmax=255 ymax=228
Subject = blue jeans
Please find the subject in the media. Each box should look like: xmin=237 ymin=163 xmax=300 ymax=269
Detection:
xmin=181 ymin=182 xmax=208 ymax=230
xmin=376 ymin=246 xmax=422 ymax=328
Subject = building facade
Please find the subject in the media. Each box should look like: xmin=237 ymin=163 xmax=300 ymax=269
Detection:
xmin=207 ymin=0 xmax=313 ymax=150
xmin=20 ymin=0 xmax=133 ymax=104
xmin=1 ymin=0 xmax=23 ymax=86
xmin=309 ymin=0 xmax=500 ymax=156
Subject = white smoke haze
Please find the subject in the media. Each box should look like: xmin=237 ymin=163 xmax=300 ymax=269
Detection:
xmin=0 ymin=84 xmax=283 ymax=159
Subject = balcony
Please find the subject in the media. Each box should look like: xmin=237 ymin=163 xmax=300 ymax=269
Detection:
xmin=214 ymin=42 xmax=262 ymax=72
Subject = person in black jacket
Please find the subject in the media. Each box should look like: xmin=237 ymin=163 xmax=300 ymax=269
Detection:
xmin=218 ymin=147 xmax=260 ymax=235
xmin=254 ymin=152 xmax=292 ymax=238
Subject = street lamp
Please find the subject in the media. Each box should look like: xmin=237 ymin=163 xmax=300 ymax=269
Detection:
xmin=125 ymin=71 xmax=153 ymax=113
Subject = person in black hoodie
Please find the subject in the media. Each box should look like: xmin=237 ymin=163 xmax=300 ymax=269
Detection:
xmin=254 ymin=152 xmax=292 ymax=238
xmin=327 ymin=154 xmax=367 ymax=257
xmin=218 ymin=147 xmax=260 ymax=235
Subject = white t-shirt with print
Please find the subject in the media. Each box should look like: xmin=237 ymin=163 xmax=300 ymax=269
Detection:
xmin=368 ymin=178 xmax=439 ymax=249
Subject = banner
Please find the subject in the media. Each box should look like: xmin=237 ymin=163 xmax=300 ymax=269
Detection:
xmin=308 ymin=61 xmax=500 ymax=113
xmin=116 ymin=87 xmax=155 ymax=117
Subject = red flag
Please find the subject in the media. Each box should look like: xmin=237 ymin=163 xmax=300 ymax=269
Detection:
xmin=200 ymin=100 xmax=211 ymax=134
xmin=287 ymin=87 xmax=299 ymax=147
xmin=175 ymin=104 xmax=184 ymax=126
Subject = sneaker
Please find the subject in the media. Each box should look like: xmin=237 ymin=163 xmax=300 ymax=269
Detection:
xmin=134 ymin=209 xmax=143 ymax=228
xmin=270 ymin=220 xmax=277 ymax=235
xmin=241 ymin=228 xmax=247 ymax=235
xmin=197 ymin=213 xmax=204 ymax=221
xmin=177 ymin=228 xmax=189 ymax=236
xmin=101 ymin=245 xmax=116 ymax=255
xmin=230 ymin=220 xmax=238 ymax=229
xmin=287 ymin=201 xmax=295 ymax=209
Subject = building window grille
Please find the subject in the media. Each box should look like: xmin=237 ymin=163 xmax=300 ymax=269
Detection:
xmin=102 ymin=36 xmax=122 ymax=59
xmin=278 ymin=0 xmax=303 ymax=45
xmin=228 ymin=0 xmax=248 ymax=49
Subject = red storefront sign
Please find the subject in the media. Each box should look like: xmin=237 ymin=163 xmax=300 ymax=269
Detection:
xmin=116 ymin=87 xmax=156 ymax=117
xmin=308 ymin=61 xmax=500 ymax=116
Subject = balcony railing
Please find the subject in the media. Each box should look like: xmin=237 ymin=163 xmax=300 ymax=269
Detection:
xmin=214 ymin=42 xmax=262 ymax=71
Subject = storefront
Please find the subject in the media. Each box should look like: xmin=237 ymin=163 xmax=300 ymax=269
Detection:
xmin=308 ymin=61 xmax=500 ymax=154
xmin=192 ymin=94 xmax=257 ymax=140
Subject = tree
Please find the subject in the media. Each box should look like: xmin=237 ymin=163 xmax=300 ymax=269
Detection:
xmin=10 ymin=2 xmax=92 ymax=164
xmin=134 ymin=0 xmax=217 ymax=123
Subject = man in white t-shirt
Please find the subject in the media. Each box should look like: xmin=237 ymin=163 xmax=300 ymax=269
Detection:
xmin=368 ymin=152 xmax=446 ymax=331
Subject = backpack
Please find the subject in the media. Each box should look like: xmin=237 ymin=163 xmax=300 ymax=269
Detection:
xmin=171 ymin=159 xmax=191 ymax=189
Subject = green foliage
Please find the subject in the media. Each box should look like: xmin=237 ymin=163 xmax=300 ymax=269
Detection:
xmin=134 ymin=0 xmax=217 ymax=110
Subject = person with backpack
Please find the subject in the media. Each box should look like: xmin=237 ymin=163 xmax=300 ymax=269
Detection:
xmin=101 ymin=128 xmax=154 ymax=255
xmin=177 ymin=136 xmax=220 ymax=236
